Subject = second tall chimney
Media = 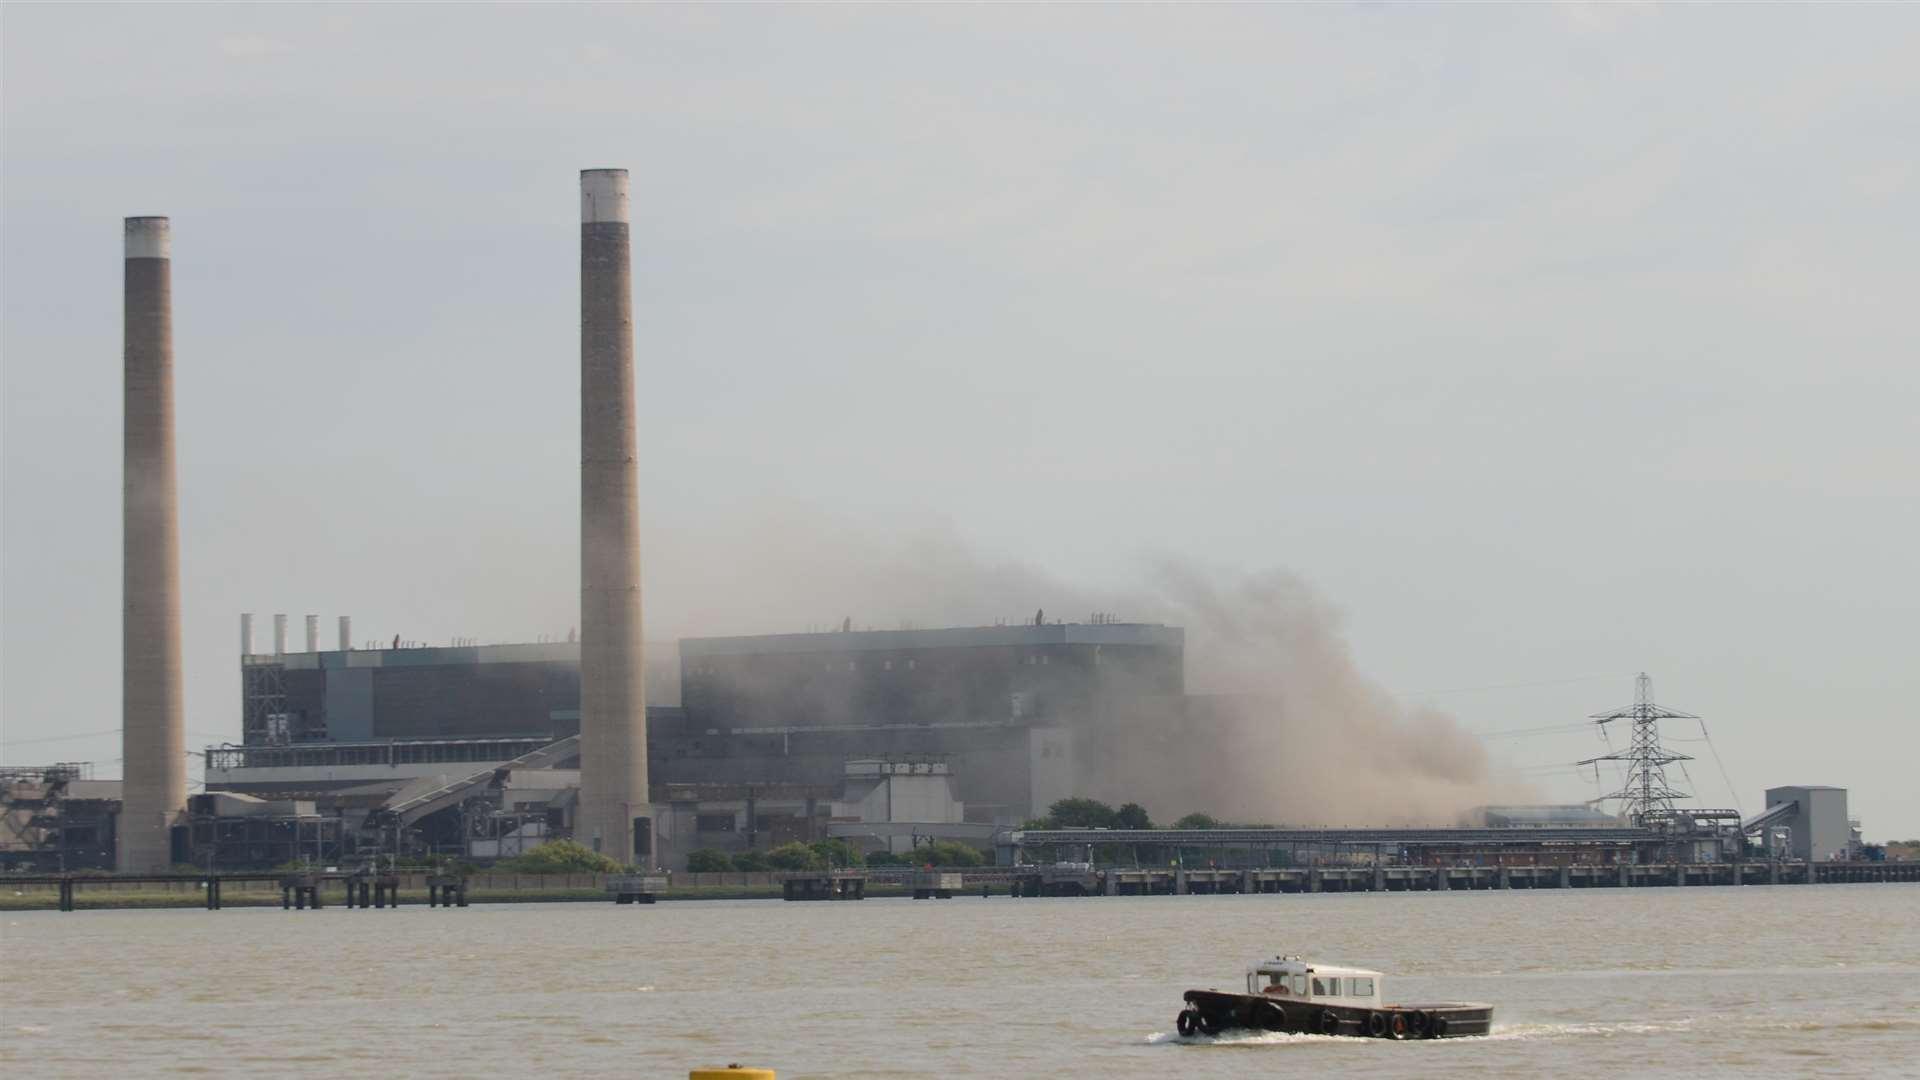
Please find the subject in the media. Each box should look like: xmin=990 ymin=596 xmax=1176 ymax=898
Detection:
xmin=120 ymin=216 xmax=187 ymax=873
xmin=576 ymin=168 xmax=647 ymax=862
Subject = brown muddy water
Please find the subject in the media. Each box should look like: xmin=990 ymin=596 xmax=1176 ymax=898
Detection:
xmin=3 ymin=884 xmax=1916 ymax=1078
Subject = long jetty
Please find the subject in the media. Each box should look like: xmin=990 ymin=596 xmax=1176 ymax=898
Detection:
xmin=8 ymin=860 xmax=1914 ymax=911
xmin=7 ymin=870 xmax=466 ymax=912
xmin=970 ymin=859 xmax=1920 ymax=897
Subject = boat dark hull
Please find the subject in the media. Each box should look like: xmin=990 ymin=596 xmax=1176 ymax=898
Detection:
xmin=1180 ymin=990 xmax=1493 ymax=1040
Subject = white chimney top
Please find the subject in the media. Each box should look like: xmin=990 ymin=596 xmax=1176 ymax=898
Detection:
xmin=580 ymin=169 xmax=630 ymax=224
xmin=124 ymin=217 xmax=171 ymax=260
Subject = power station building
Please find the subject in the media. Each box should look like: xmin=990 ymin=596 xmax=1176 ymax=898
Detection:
xmin=202 ymin=620 xmax=1186 ymax=867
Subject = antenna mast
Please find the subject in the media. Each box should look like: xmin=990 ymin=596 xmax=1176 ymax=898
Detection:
xmin=1577 ymin=672 xmax=1696 ymax=825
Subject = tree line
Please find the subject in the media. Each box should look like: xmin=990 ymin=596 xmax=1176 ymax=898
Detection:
xmin=684 ymin=838 xmax=985 ymax=872
xmin=1025 ymin=796 xmax=1271 ymax=831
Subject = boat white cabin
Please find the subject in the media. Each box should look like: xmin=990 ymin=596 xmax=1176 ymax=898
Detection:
xmin=1245 ymin=956 xmax=1384 ymax=1009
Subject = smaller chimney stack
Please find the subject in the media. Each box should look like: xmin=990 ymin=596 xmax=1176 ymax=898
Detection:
xmin=304 ymin=614 xmax=318 ymax=653
xmin=338 ymin=615 xmax=352 ymax=651
xmin=272 ymin=614 xmax=287 ymax=656
xmin=240 ymin=613 xmax=254 ymax=656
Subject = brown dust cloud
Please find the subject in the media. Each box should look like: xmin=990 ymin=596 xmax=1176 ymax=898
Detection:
xmin=633 ymin=509 xmax=1527 ymax=827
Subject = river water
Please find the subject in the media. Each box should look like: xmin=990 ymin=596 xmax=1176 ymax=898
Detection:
xmin=4 ymin=884 xmax=1916 ymax=1078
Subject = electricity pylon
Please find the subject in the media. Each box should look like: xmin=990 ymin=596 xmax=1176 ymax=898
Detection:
xmin=1578 ymin=672 xmax=1695 ymax=825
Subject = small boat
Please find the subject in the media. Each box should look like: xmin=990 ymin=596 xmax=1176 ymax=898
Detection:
xmin=1176 ymin=955 xmax=1493 ymax=1040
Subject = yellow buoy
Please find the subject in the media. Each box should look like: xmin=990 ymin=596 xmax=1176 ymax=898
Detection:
xmin=690 ymin=1069 xmax=774 ymax=1080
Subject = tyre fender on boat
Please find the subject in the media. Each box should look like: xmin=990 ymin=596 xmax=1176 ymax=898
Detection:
xmin=1386 ymin=1012 xmax=1408 ymax=1039
xmin=1412 ymin=1011 xmax=1435 ymax=1039
xmin=1430 ymin=1015 xmax=1450 ymax=1038
xmin=1318 ymin=1010 xmax=1341 ymax=1035
xmin=1176 ymin=1010 xmax=1197 ymax=1037
xmin=1366 ymin=1012 xmax=1388 ymax=1038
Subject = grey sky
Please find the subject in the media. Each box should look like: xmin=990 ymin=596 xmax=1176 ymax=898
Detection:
xmin=4 ymin=5 xmax=1916 ymax=834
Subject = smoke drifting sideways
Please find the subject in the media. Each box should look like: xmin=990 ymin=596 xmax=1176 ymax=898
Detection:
xmin=640 ymin=509 xmax=1529 ymax=827
xmin=1111 ymin=559 xmax=1533 ymax=826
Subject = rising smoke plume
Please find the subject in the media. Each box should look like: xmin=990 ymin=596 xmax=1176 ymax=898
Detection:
xmin=1102 ymin=559 xmax=1528 ymax=825
xmin=640 ymin=507 xmax=1524 ymax=826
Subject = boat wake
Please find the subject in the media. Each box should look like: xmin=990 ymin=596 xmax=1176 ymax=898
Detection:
xmin=1484 ymin=1018 xmax=1697 ymax=1041
xmin=1146 ymin=1017 xmax=1700 ymax=1047
xmin=1146 ymin=1030 xmax=1352 ymax=1047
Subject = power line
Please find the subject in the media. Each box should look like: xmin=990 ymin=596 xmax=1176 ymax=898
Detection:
xmin=1469 ymin=721 xmax=1593 ymax=739
xmin=1405 ymin=671 xmax=1641 ymax=698
xmin=1697 ymin=718 xmax=1745 ymax=816
xmin=0 ymin=728 xmax=231 ymax=751
xmin=0 ymin=728 xmax=118 ymax=747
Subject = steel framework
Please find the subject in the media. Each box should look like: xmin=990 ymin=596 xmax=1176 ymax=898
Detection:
xmin=1579 ymin=672 xmax=1695 ymax=825
xmin=240 ymin=657 xmax=289 ymax=744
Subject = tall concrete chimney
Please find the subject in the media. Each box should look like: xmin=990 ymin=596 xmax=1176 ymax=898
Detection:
xmin=272 ymin=613 xmax=287 ymax=656
xmin=338 ymin=615 xmax=352 ymax=651
xmin=240 ymin=613 xmax=254 ymax=656
xmin=304 ymin=614 xmax=318 ymax=652
xmin=577 ymin=168 xmax=647 ymax=862
xmin=120 ymin=216 xmax=186 ymax=873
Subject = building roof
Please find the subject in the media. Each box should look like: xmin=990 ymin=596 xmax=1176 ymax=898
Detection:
xmin=246 ymin=641 xmax=581 ymax=671
xmin=1249 ymin=957 xmax=1384 ymax=979
xmin=681 ymin=622 xmax=1183 ymax=657
xmin=65 ymin=780 xmax=123 ymax=801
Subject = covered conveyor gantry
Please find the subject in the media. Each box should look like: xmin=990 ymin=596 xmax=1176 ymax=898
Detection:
xmin=374 ymin=735 xmax=579 ymax=829
xmin=1740 ymin=800 xmax=1799 ymax=835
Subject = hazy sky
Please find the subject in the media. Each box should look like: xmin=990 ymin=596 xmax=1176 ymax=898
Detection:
xmin=4 ymin=5 xmax=1916 ymax=835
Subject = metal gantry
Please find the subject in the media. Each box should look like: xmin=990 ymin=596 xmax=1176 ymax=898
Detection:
xmin=240 ymin=656 xmax=289 ymax=745
xmin=1578 ymin=672 xmax=1695 ymax=825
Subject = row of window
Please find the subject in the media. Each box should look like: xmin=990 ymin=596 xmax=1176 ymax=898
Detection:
xmin=1263 ymin=974 xmax=1375 ymax=998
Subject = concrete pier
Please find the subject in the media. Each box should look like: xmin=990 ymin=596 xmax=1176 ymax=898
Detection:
xmin=783 ymin=870 xmax=867 ymax=901
xmin=606 ymin=873 xmax=669 ymax=904
xmin=119 ymin=216 xmax=187 ymax=873
xmin=576 ymin=169 xmax=648 ymax=863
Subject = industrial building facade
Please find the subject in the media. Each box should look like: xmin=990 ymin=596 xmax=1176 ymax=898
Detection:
xmin=243 ymin=643 xmax=590 ymax=745
xmin=201 ymin=621 xmax=1186 ymax=867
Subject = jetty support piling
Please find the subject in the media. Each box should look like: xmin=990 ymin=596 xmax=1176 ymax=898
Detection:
xmin=911 ymin=871 xmax=960 ymax=900
xmin=782 ymin=870 xmax=868 ymax=901
xmin=607 ymin=873 xmax=668 ymax=904
xmin=426 ymin=874 xmax=467 ymax=908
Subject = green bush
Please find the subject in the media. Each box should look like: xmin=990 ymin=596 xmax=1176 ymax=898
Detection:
xmin=918 ymin=840 xmax=986 ymax=867
xmin=1172 ymin=812 xmax=1220 ymax=830
xmin=685 ymin=848 xmax=732 ymax=873
xmin=1047 ymin=797 xmax=1119 ymax=829
xmin=1115 ymin=803 xmax=1153 ymax=830
xmin=764 ymin=842 xmax=822 ymax=871
xmin=809 ymin=839 xmax=864 ymax=867
xmin=865 ymin=850 xmax=910 ymax=866
xmin=731 ymin=849 xmax=771 ymax=872
xmin=491 ymin=839 xmax=621 ymax=874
